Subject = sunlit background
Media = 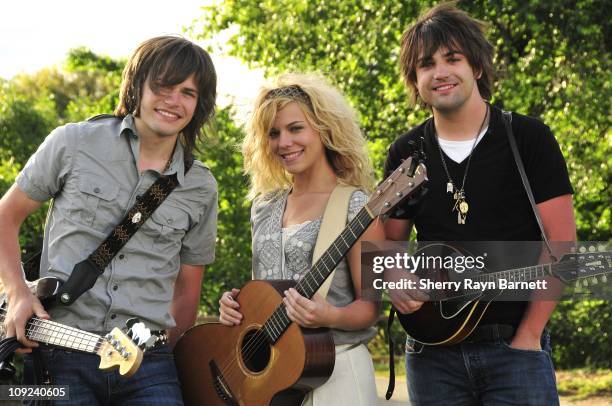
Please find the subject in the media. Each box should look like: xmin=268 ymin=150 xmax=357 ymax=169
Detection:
xmin=0 ymin=0 xmax=264 ymax=119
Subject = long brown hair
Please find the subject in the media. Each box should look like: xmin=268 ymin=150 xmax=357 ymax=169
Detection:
xmin=115 ymin=36 xmax=217 ymax=158
xmin=399 ymin=2 xmax=494 ymax=106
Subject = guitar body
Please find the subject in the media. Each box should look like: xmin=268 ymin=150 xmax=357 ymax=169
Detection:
xmin=394 ymin=243 xmax=500 ymax=345
xmin=174 ymin=280 xmax=335 ymax=406
xmin=396 ymin=298 xmax=492 ymax=345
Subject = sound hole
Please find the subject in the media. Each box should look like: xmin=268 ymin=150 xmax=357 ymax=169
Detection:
xmin=241 ymin=329 xmax=271 ymax=373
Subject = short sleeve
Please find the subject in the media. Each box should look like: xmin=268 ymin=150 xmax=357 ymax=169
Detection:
xmin=179 ymin=172 xmax=218 ymax=266
xmin=16 ymin=125 xmax=76 ymax=201
xmin=515 ymin=118 xmax=574 ymax=203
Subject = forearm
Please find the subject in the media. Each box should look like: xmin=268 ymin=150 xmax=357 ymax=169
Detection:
xmin=326 ymin=299 xmax=379 ymax=331
xmin=168 ymin=294 xmax=200 ymax=346
xmin=167 ymin=264 xmax=204 ymax=346
xmin=515 ymin=263 xmax=565 ymax=341
xmin=0 ymin=215 xmax=28 ymax=296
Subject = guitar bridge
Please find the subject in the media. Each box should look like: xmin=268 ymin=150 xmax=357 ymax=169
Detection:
xmin=209 ymin=360 xmax=238 ymax=406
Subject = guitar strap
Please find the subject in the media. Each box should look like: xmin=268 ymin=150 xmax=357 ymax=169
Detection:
xmin=385 ymin=111 xmax=556 ymax=399
xmin=311 ymin=184 xmax=358 ymax=298
xmin=501 ymin=111 xmax=555 ymax=260
xmin=56 ymin=158 xmax=193 ymax=306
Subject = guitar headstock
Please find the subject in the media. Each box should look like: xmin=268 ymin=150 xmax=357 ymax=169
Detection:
xmin=366 ymin=156 xmax=427 ymax=217
xmin=553 ymin=248 xmax=611 ymax=285
xmin=97 ymin=327 xmax=143 ymax=377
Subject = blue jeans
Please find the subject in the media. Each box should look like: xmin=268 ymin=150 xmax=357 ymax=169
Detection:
xmin=24 ymin=345 xmax=183 ymax=405
xmin=405 ymin=328 xmax=559 ymax=406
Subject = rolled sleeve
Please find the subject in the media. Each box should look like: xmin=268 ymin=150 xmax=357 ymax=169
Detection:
xmin=180 ymin=174 xmax=218 ymax=266
xmin=16 ymin=125 xmax=75 ymax=201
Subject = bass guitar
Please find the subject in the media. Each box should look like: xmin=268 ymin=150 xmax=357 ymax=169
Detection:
xmin=0 ymin=277 xmax=144 ymax=377
xmin=396 ymin=243 xmax=611 ymax=345
xmin=174 ymin=155 xmax=428 ymax=405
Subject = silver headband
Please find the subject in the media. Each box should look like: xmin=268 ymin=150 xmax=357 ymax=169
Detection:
xmin=265 ymin=85 xmax=313 ymax=108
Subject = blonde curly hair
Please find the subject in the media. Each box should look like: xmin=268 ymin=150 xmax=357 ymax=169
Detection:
xmin=242 ymin=73 xmax=375 ymax=200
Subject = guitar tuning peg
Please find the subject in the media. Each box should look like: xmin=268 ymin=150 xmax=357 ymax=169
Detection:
xmin=591 ymin=277 xmax=598 ymax=285
xmin=588 ymin=246 xmax=596 ymax=252
xmin=579 ymin=246 xmax=587 ymax=253
xmin=602 ymin=275 xmax=607 ymax=283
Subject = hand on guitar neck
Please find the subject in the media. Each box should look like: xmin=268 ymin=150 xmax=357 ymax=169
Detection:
xmin=2 ymin=281 xmax=50 ymax=353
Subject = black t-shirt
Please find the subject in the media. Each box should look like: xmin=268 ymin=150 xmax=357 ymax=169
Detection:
xmin=384 ymin=105 xmax=573 ymax=325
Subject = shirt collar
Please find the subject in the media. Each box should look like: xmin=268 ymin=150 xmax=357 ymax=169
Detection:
xmin=120 ymin=114 xmax=187 ymax=185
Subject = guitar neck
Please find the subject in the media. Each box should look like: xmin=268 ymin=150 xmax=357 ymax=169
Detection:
xmin=25 ymin=317 xmax=103 ymax=353
xmin=263 ymin=207 xmax=374 ymax=344
xmin=0 ymin=309 xmax=103 ymax=354
xmin=474 ymin=263 xmax=552 ymax=285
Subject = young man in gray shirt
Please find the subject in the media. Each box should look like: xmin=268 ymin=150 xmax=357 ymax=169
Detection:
xmin=0 ymin=36 xmax=218 ymax=404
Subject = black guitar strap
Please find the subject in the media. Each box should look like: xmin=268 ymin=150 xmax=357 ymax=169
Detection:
xmin=385 ymin=307 xmax=396 ymax=400
xmin=501 ymin=111 xmax=555 ymax=260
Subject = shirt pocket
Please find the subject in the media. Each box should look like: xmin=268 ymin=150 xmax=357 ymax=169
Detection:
xmin=71 ymin=176 xmax=120 ymax=229
xmin=144 ymin=204 xmax=190 ymax=255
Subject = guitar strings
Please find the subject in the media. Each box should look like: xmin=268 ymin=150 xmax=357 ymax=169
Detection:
xmin=0 ymin=308 xmax=104 ymax=353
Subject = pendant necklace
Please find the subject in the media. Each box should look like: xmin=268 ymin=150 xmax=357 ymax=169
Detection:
xmin=435 ymin=103 xmax=489 ymax=225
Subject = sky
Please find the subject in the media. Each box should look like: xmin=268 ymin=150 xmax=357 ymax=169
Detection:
xmin=0 ymin=0 xmax=264 ymax=119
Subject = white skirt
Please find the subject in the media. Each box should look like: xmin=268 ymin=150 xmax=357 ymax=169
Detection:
xmin=301 ymin=343 xmax=378 ymax=406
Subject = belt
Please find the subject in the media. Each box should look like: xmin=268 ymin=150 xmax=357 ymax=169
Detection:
xmin=148 ymin=330 xmax=168 ymax=348
xmin=464 ymin=324 xmax=515 ymax=343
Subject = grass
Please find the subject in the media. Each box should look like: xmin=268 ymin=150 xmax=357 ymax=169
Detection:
xmin=556 ymin=369 xmax=612 ymax=400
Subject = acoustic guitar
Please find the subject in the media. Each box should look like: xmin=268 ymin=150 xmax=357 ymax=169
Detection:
xmin=174 ymin=155 xmax=428 ymax=405
xmin=0 ymin=277 xmax=144 ymax=377
xmin=395 ymin=243 xmax=611 ymax=345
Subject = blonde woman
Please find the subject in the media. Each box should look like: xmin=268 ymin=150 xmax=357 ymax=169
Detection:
xmin=219 ymin=73 xmax=383 ymax=404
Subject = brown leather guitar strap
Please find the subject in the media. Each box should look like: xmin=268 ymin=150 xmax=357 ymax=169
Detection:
xmin=501 ymin=111 xmax=555 ymax=260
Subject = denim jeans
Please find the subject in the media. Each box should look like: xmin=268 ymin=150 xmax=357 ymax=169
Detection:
xmin=405 ymin=328 xmax=559 ymax=406
xmin=23 ymin=345 xmax=183 ymax=405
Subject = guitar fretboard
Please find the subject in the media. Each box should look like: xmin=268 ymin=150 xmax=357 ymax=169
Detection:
xmin=263 ymin=207 xmax=374 ymax=343
xmin=474 ymin=263 xmax=551 ymax=285
xmin=0 ymin=309 xmax=103 ymax=353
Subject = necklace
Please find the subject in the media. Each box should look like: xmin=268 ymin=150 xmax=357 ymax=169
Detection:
xmin=434 ymin=103 xmax=489 ymax=225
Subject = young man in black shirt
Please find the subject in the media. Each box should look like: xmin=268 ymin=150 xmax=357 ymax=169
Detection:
xmin=384 ymin=3 xmax=576 ymax=405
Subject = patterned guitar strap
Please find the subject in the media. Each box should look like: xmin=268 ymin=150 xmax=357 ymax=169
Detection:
xmin=56 ymin=158 xmax=193 ymax=306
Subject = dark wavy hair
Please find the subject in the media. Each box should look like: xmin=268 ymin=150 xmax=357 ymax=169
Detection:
xmin=399 ymin=2 xmax=494 ymax=107
xmin=115 ymin=36 xmax=217 ymax=158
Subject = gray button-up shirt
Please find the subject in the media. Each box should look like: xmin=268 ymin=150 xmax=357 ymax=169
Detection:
xmin=16 ymin=115 xmax=217 ymax=334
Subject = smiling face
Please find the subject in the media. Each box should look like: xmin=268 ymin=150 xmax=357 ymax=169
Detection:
xmin=134 ymin=73 xmax=199 ymax=140
xmin=415 ymin=47 xmax=482 ymax=113
xmin=268 ymin=102 xmax=329 ymax=177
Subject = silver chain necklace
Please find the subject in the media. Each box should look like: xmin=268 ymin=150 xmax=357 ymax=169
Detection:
xmin=434 ymin=103 xmax=489 ymax=224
